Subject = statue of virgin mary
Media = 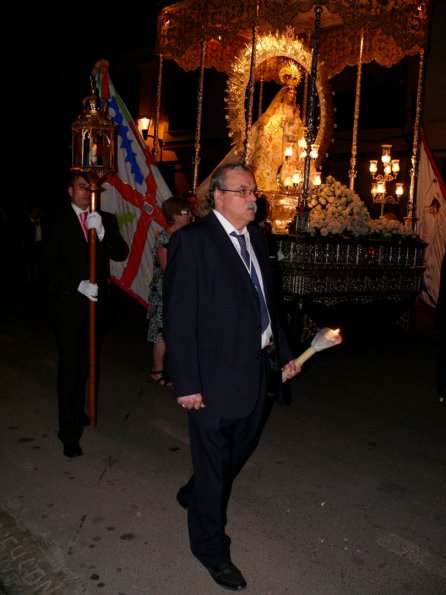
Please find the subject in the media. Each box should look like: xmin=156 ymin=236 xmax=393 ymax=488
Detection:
xmin=248 ymin=84 xmax=305 ymax=191
xmin=196 ymin=61 xmax=306 ymax=203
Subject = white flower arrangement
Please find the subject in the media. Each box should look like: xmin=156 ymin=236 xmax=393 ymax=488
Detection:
xmin=305 ymin=176 xmax=415 ymax=239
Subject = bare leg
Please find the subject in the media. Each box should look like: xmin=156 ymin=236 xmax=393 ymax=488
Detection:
xmin=150 ymin=341 xmax=172 ymax=386
xmin=151 ymin=340 xmax=166 ymax=372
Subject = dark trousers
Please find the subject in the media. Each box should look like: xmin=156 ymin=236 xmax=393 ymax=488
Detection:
xmin=52 ymin=291 xmax=106 ymax=444
xmin=183 ymin=351 xmax=271 ymax=568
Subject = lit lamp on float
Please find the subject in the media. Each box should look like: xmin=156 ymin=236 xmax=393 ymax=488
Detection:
xmin=293 ymin=140 xmax=321 ymax=232
xmin=274 ymin=135 xmax=321 ymax=233
xmin=71 ymin=75 xmax=118 ymax=427
xmin=278 ymin=144 xmax=295 ymax=192
xmin=369 ymin=144 xmax=404 ymax=218
xmin=300 ymin=141 xmax=322 ymax=187
xmin=276 ymin=137 xmax=321 ymax=195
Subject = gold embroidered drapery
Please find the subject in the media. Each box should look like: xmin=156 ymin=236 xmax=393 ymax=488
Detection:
xmin=157 ymin=0 xmax=431 ymax=77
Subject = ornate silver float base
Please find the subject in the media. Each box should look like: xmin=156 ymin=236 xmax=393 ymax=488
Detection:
xmin=274 ymin=234 xmax=426 ymax=344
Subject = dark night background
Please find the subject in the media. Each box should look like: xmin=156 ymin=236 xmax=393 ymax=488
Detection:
xmin=10 ymin=0 xmax=445 ymax=212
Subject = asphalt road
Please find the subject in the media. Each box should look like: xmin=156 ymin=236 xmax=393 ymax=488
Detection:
xmin=1 ymin=288 xmax=445 ymax=595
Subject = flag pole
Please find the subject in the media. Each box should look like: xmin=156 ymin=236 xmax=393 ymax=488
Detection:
xmin=71 ymin=75 xmax=117 ymax=427
xmin=87 ymin=177 xmax=101 ymax=425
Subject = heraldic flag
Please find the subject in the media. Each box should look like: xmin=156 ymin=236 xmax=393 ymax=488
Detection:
xmin=93 ymin=60 xmax=171 ymax=307
xmin=416 ymin=129 xmax=446 ymax=307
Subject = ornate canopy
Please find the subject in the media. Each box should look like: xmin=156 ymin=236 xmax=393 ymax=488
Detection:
xmin=157 ymin=0 xmax=431 ymax=77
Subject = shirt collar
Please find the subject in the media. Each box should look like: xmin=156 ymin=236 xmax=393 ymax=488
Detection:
xmin=71 ymin=203 xmax=89 ymax=217
xmin=213 ymin=209 xmax=247 ymax=237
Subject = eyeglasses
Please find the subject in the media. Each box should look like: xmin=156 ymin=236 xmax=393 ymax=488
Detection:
xmin=219 ymin=188 xmax=258 ymax=198
xmin=180 ymin=210 xmax=192 ymax=215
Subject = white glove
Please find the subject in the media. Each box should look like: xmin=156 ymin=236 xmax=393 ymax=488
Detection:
xmin=78 ymin=280 xmax=98 ymax=302
xmin=87 ymin=212 xmax=105 ymax=241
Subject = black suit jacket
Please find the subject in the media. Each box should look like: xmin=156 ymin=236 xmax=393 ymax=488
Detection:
xmin=163 ymin=211 xmax=293 ymax=418
xmin=41 ymin=203 xmax=129 ymax=301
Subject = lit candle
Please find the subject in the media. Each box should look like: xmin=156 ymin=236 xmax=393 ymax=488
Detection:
xmin=325 ymin=328 xmax=340 ymax=341
xmin=395 ymin=183 xmax=404 ymax=196
xmin=282 ymin=326 xmax=342 ymax=382
xmin=369 ymin=160 xmax=378 ymax=174
xmin=284 ymin=146 xmax=293 ymax=158
xmin=292 ymin=172 xmax=301 ymax=185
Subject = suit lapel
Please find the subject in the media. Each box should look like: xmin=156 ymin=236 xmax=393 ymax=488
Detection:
xmin=206 ymin=212 xmax=256 ymax=292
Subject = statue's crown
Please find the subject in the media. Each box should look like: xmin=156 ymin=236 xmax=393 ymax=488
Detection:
xmin=279 ymin=61 xmax=302 ymax=88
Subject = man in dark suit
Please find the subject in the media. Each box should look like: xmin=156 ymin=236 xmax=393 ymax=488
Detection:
xmin=42 ymin=172 xmax=129 ymax=458
xmin=163 ymin=162 xmax=300 ymax=590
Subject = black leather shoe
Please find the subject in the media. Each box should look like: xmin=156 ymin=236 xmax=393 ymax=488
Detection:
xmin=63 ymin=442 xmax=83 ymax=458
xmin=206 ymin=562 xmax=247 ymax=591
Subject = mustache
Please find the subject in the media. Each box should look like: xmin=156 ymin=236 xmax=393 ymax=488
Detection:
xmin=244 ymin=201 xmax=257 ymax=212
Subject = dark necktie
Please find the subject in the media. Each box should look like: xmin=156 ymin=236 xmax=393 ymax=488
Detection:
xmin=230 ymin=232 xmax=270 ymax=332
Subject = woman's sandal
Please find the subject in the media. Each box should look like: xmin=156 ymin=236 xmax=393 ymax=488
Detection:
xmin=149 ymin=370 xmax=173 ymax=387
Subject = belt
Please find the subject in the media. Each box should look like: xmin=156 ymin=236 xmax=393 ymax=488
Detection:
xmin=262 ymin=340 xmax=274 ymax=353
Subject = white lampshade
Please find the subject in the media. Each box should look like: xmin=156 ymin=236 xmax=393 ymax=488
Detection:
xmin=309 ymin=144 xmax=319 ymax=159
xmin=377 ymin=181 xmax=386 ymax=194
xmin=381 ymin=144 xmax=392 ymax=164
xmin=369 ymin=160 xmax=378 ymax=174
xmin=313 ymin=172 xmax=321 ymax=186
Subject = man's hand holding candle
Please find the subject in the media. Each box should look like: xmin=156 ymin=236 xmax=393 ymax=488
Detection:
xmin=282 ymin=327 xmax=342 ymax=382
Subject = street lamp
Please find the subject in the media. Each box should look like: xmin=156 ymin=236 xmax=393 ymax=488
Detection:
xmin=138 ymin=116 xmax=152 ymax=141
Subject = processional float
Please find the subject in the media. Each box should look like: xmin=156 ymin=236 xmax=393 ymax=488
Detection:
xmin=153 ymin=0 xmax=431 ymax=344
xmin=155 ymin=0 xmax=431 ymax=231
